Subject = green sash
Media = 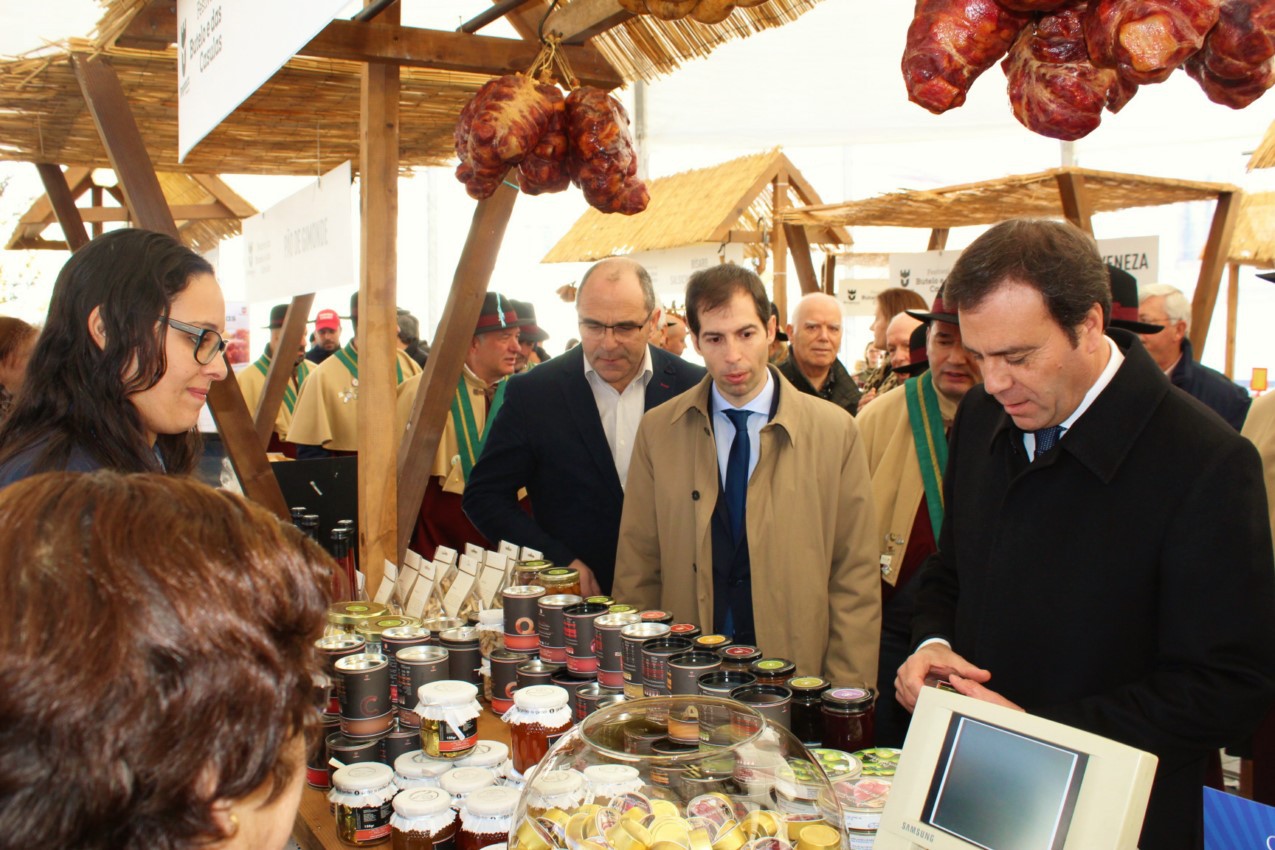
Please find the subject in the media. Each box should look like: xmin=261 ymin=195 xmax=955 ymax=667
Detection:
xmin=904 ymin=371 xmax=949 ymax=537
xmin=252 ymin=354 xmax=310 ymax=414
xmin=334 ymin=343 xmax=405 ymax=386
xmin=449 ymin=375 xmax=507 ymax=484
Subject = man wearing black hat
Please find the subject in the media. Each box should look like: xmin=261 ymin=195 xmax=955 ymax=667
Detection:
xmin=895 ymin=219 xmax=1275 ymax=850
xmin=288 ymin=292 xmax=423 ymax=458
xmin=777 ymin=293 xmax=862 ymax=415
xmin=397 ymin=292 xmax=525 ymax=558
xmin=856 ymin=286 xmax=979 ymax=746
xmin=238 ymin=304 xmax=311 ymax=455
xmin=510 ymin=300 xmax=549 ymax=372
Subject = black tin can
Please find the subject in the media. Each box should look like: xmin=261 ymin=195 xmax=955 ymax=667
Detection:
xmin=316 ymin=634 xmax=367 ymax=714
xmin=439 ymin=626 xmax=482 ymax=687
xmin=516 ymin=658 xmax=564 ymax=689
xmin=307 ymin=712 xmax=342 ymax=789
xmin=381 ymin=625 xmax=431 ymax=706
xmin=326 ymin=731 xmax=382 ymax=786
xmin=550 ymin=669 xmax=597 ymax=719
xmin=641 ymin=637 xmax=693 ymax=695
xmin=574 ymin=682 xmax=624 ymax=723
xmin=731 ymin=683 xmax=793 ymax=731
xmin=666 ymin=650 xmax=721 ymax=695
xmin=537 ymin=593 xmax=581 ymax=664
xmin=335 ymin=652 xmax=394 ymax=738
xmin=396 ymin=645 xmax=450 ymax=726
xmin=619 ymin=622 xmax=670 ymax=686
xmin=380 ymin=725 xmax=421 ymax=767
xmin=563 ymin=602 xmax=608 ymax=675
xmin=595 ymin=611 xmax=640 ymax=689
xmin=488 ymin=648 xmax=529 ymax=713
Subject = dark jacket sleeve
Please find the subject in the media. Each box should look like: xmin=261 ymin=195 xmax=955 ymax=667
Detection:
xmin=462 ymin=381 xmax=576 ymax=566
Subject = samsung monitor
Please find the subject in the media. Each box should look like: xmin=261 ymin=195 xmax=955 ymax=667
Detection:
xmin=874 ymin=688 xmax=1157 ymax=850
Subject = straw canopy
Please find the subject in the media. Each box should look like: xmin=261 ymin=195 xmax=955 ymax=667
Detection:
xmin=1229 ymin=191 xmax=1275 ymax=268
xmin=779 ymin=167 xmax=1240 ymax=230
xmin=543 ymin=148 xmax=849 ymax=263
xmin=1251 ymin=119 xmax=1275 ymax=171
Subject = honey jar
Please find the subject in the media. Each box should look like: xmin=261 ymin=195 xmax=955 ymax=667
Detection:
xmin=503 ymin=684 xmax=573 ymax=774
xmin=391 ymin=787 xmax=459 ymax=850
xmin=457 ymin=786 xmax=522 ymax=850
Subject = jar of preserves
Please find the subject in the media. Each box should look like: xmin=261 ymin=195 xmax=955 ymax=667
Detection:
xmin=440 ymin=766 xmax=498 ymax=808
xmin=537 ymin=566 xmax=582 ymax=597
xmin=751 ymin=657 xmax=796 ymax=687
xmin=718 ymin=644 xmax=762 ymax=673
xmin=454 ymin=740 xmax=512 ymax=782
xmin=523 ymin=769 xmax=586 ymax=818
xmin=415 ymin=680 xmax=482 ymax=759
xmin=821 ymin=687 xmax=877 ymax=752
xmin=329 ymin=762 xmax=397 ymax=846
xmin=328 ymin=601 xmax=390 ymax=637
xmin=514 ymin=559 xmax=553 ymax=587
xmin=580 ymin=763 xmax=642 ymax=804
xmin=457 ymin=786 xmax=522 ymax=850
xmin=357 ymin=615 xmax=421 ymax=656
xmin=394 ymin=750 xmax=457 ymax=791
xmin=787 ymin=676 xmax=830 ymax=748
xmin=502 ymin=685 xmax=573 ymax=774
xmin=391 ymin=787 xmax=459 ymax=850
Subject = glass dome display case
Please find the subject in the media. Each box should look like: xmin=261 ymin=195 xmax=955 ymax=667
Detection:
xmin=506 ymin=695 xmax=849 ymax=850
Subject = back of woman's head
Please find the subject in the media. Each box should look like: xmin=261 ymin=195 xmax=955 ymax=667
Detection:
xmin=876 ymin=287 xmax=929 ymax=320
xmin=0 ymin=471 xmax=331 ymax=850
xmin=0 ymin=229 xmax=213 ymax=475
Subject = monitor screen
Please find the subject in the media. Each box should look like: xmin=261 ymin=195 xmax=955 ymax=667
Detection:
xmin=922 ymin=714 xmax=1088 ymax=850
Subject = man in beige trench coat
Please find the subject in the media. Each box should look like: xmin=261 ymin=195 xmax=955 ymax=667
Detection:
xmin=614 ymin=264 xmax=880 ymax=685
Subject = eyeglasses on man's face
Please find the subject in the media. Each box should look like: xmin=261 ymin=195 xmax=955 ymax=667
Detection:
xmin=578 ymin=313 xmax=652 ymax=341
xmin=161 ymin=316 xmax=227 ymax=365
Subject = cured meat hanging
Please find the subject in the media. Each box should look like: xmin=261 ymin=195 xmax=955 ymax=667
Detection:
xmin=565 ymin=88 xmax=650 ymax=215
xmin=1185 ymin=0 xmax=1275 ymax=107
xmin=902 ymin=0 xmax=1033 ymax=113
xmin=1084 ymin=0 xmax=1221 ymax=84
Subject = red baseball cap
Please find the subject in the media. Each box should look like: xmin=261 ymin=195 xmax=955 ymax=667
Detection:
xmin=314 ymin=309 xmax=341 ymax=331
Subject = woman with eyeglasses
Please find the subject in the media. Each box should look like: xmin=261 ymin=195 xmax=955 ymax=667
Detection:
xmin=0 ymin=228 xmax=228 ymax=486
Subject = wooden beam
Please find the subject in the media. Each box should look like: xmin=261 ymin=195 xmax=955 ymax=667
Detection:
xmin=113 ymin=0 xmax=179 ymax=50
xmin=1225 ymin=262 xmax=1239 ymax=380
xmin=359 ymin=2 xmax=403 ymax=598
xmin=708 ymin=159 xmax=783 ymax=243
xmin=1190 ymin=190 xmax=1240 ymax=357
xmin=1054 ymin=170 xmax=1094 ymax=234
xmin=783 ymin=222 xmax=819 ymax=295
xmin=302 ymin=20 xmax=624 ymax=90
xmin=47 ymin=203 xmax=241 ymax=223
xmin=542 ymin=0 xmax=634 ymax=44
xmin=772 ymin=175 xmax=789 ymax=325
xmin=459 ymin=0 xmax=539 ymax=34
xmin=16 ymin=166 xmax=89 ymax=226
xmin=254 ymin=294 xmax=315 ymax=448
xmin=822 ymin=254 xmax=836 ymax=295
xmin=926 ymin=228 xmax=949 ymax=251
xmin=71 ymin=51 xmax=288 ymax=519
xmin=190 ymin=173 xmax=258 ymax=218
xmin=397 ymin=183 xmax=519 ymax=564
xmin=778 ymin=152 xmax=854 ymax=247
xmin=34 ymin=163 xmax=89 ymax=252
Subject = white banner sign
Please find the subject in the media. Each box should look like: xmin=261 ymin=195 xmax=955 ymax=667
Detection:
xmin=177 ymin=0 xmax=349 ymax=161
xmin=629 ymin=244 xmax=748 ymax=309
xmin=836 ymin=278 xmax=895 ymax=316
xmin=241 ymin=161 xmax=354 ymax=302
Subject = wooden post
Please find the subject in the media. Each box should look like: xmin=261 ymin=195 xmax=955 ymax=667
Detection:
xmin=772 ymin=175 xmax=789 ymax=325
xmin=926 ymin=228 xmax=949 ymax=251
xmin=1189 ymin=191 xmax=1240 ymax=357
xmin=822 ymin=254 xmax=836 ymax=295
xmin=254 ymin=293 xmax=315 ymax=447
xmin=34 ymin=163 xmax=89 ymax=251
xmin=70 ymin=52 xmax=289 ymax=518
xmin=1054 ymin=170 xmax=1094 ymax=235
xmin=359 ymin=0 xmax=402 ymax=597
xmin=1224 ymin=262 xmax=1239 ymax=379
xmin=397 ymin=183 xmax=519 ymax=564
xmin=782 ymin=223 xmax=819 ymax=295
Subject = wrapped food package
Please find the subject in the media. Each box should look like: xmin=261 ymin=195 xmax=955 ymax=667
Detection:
xmin=902 ymin=0 xmax=1033 ymax=113
xmin=1185 ymin=0 xmax=1275 ymax=107
xmin=1084 ymin=0 xmax=1222 ymax=84
xmin=565 ymin=87 xmax=650 ymax=215
xmin=454 ymin=74 xmax=558 ymax=200
xmin=1004 ymin=3 xmax=1138 ymax=139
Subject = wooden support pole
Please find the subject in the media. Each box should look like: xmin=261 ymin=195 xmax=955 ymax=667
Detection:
xmin=822 ymin=255 xmax=836 ymax=295
xmin=90 ymin=186 xmax=104 ymax=238
xmin=1054 ymin=171 xmax=1094 ymax=235
xmin=359 ymin=0 xmax=402 ymax=597
xmin=926 ymin=228 xmax=949 ymax=251
xmin=772 ymin=175 xmax=789 ymax=325
xmin=34 ymin=163 xmax=89 ymax=251
xmin=1225 ymin=262 xmax=1239 ymax=380
xmin=397 ymin=183 xmax=519 ymax=564
xmin=254 ymin=293 xmax=315 ymax=448
xmin=70 ymin=52 xmax=288 ymax=518
xmin=1190 ymin=191 xmax=1240 ymax=357
xmin=783 ymin=222 xmax=819 ymax=295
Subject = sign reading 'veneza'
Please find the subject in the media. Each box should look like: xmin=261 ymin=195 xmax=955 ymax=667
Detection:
xmin=177 ymin=0 xmax=348 ymax=161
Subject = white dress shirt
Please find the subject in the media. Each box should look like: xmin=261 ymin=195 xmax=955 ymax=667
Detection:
xmin=711 ymin=370 xmax=775 ymax=490
xmin=584 ymin=346 xmax=654 ymax=489
xmin=1022 ymin=335 xmax=1124 ymax=456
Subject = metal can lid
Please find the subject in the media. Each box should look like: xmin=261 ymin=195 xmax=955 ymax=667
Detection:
xmin=316 ymin=634 xmax=366 ymax=652
xmin=721 ymin=645 xmax=761 ymax=659
xmin=334 ymin=652 xmax=388 ymax=672
xmin=514 ymin=684 xmax=570 ymax=711
xmin=440 ymin=627 xmax=480 ymax=645
xmin=620 ymin=622 xmax=671 ymax=639
xmin=541 ymin=594 xmax=584 ymax=608
xmin=596 ymin=612 xmax=642 ymax=628
xmin=517 ymin=559 xmax=554 ymax=569
xmin=751 ymin=658 xmax=795 ymax=673
xmin=396 ymin=645 xmax=448 ymax=664
xmin=503 ymin=585 xmax=547 ymax=598
xmin=463 ymin=785 xmax=522 ymax=817
xmin=455 ymin=740 xmax=509 ymax=769
xmin=585 ymin=596 xmax=615 ymax=605
xmin=540 ymin=567 xmax=579 ymax=580
xmin=395 ymin=750 xmax=456 ymax=779
xmin=608 ymin=604 xmax=637 ymax=613
xmin=418 ymin=680 xmax=479 ymax=706
xmin=822 ymin=687 xmax=875 ymax=709
xmin=639 ymin=610 xmax=671 ymax=621
xmin=327 ymin=601 xmax=389 ymax=626
xmin=669 ymin=623 xmax=699 ymax=634
xmin=393 ymin=787 xmax=453 ymax=818
xmin=787 ymin=676 xmax=828 ymax=692
xmin=695 ymin=634 xmax=730 ymax=646
xmin=531 ymin=769 xmax=584 ymax=797
xmin=333 ymin=762 xmax=393 ymax=792
xmin=440 ymin=766 xmax=498 ymax=795
xmin=382 ymin=625 xmax=431 ymax=641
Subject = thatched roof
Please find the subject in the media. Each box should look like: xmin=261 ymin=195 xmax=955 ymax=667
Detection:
xmin=779 ymin=167 xmax=1239 ymax=230
xmin=1251 ymin=119 xmax=1275 ymax=171
xmin=1229 ymin=191 xmax=1275 ymax=267
xmin=0 ymin=0 xmax=824 ymax=177
xmin=6 ymin=168 xmax=255 ymax=254
xmin=542 ymin=148 xmax=850 ymax=263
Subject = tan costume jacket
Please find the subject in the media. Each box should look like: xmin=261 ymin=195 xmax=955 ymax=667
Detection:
xmin=855 ymin=378 xmax=958 ymax=586
xmin=396 ymin=367 xmax=496 ymax=496
xmin=614 ymin=369 xmax=880 ymax=684
xmin=237 ymin=354 xmax=311 ymax=438
xmin=287 ymin=345 xmax=421 ymax=452
xmin=1241 ymin=390 xmax=1275 ymax=555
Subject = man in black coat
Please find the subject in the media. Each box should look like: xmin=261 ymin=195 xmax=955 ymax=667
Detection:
xmin=463 ymin=258 xmax=704 ymax=595
xmin=896 ymin=219 xmax=1275 ymax=850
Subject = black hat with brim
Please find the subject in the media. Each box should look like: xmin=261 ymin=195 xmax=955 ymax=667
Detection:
xmin=1107 ymin=265 xmax=1163 ymax=334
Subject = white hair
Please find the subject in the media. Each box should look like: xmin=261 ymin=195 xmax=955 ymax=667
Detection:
xmin=1138 ymin=283 xmax=1191 ymax=331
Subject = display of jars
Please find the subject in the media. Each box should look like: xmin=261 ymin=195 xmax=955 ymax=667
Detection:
xmin=821 ymin=687 xmax=877 ymax=752
xmin=457 ymin=786 xmax=522 ymax=850
xmin=415 ymin=680 xmax=482 ymax=759
xmin=788 ymin=676 xmax=830 ymax=748
xmin=502 ymin=685 xmax=573 ymax=774
xmin=391 ymin=787 xmax=459 ymax=850
xmin=329 ymin=762 xmax=397 ymax=846
xmin=328 ymin=601 xmax=391 ymax=637
xmin=394 ymin=750 xmax=457 ymax=791
xmin=440 ymin=766 xmax=499 ymax=808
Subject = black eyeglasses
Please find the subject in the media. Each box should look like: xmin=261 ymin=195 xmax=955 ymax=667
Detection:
xmin=578 ymin=312 xmax=652 ymax=341
xmin=161 ymin=317 xmax=226 ymax=365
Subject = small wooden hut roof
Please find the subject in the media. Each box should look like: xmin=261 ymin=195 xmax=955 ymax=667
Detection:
xmin=0 ymin=0 xmax=825 ymax=176
xmin=542 ymin=149 xmax=850 ymax=263
xmin=7 ymin=168 xmax=255 ymax=254
xmin=1229 ymin=191 xmax=1275 ymax=268
xmin=778 ymin=167 xmax=1239 ymax=230
xmin=1250 ymin=119 xmax=1275 ymax=170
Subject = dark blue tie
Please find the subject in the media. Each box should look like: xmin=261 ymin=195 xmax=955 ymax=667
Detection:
xmin=723 ymin=408 xmax=752 ymax=542
xmin=1034 ymin=425 xmax=1063 ymax=460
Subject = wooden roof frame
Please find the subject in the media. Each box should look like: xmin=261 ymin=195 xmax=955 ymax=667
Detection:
xmin=781 ymin=166 xmax=1242 ymax=359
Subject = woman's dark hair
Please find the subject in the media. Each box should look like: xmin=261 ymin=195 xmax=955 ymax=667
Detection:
xmin=875 ymin=287 xmax=929 ymax=321
xmin=685 ymin=263 xmax=771 ymax=336
xmin=0 ymin=471 xmax=331 ymax=850
xmin=943 ymin=219 xmax=1111 ymax=345
xmin=0 ymin=229 xmax=214 ymax=475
